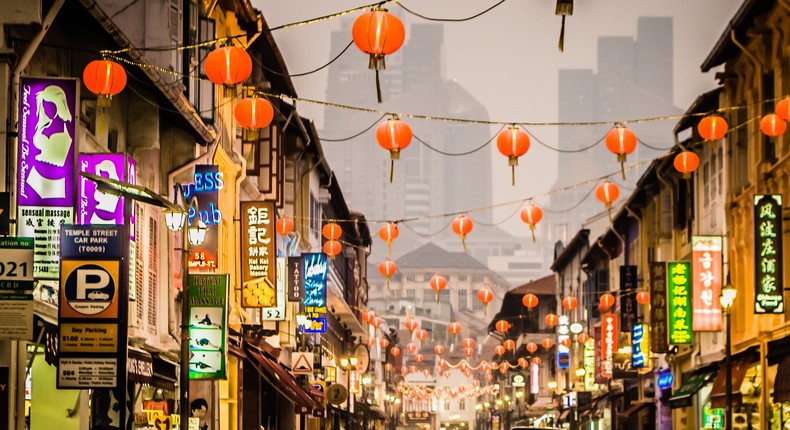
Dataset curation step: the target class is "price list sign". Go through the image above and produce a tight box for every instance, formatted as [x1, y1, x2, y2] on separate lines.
[667, 262, 692, 345]
[754, 195, 784, 314]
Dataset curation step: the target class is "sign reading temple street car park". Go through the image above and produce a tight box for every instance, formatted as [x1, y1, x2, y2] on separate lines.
[667, 262, 692, 345]
[754, 194, 784, 314]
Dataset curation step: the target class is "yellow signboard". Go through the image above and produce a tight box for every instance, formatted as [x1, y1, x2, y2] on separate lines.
[59, 323, 118, 353]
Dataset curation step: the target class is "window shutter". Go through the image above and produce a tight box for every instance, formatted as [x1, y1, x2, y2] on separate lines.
[147, 216, 159, 334]
[135, 205, 145, 325]
[659, 187, 673, 238]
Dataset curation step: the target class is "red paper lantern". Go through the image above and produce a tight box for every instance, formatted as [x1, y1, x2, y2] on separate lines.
[384, 363, 393, 372]
[448, 322, 462, 336]
[422, 369, 431, 377]
[520, 204, 543, 242]
[205, 45, 252, 87]
[777, 96, 790, 121]
[400, 366, 409, 374]
[361, 311, 375, 324]
[322, 223, 342, 240]
[405, 320, 419, 333]
[497, 127, 531, 185]
[390, 347, 401, 357]
[415, 354, 424, 363]
[452, 215, 474, 252]
[409, 365, 417, 374]
[376, 118, 413, 181]
[598, 303, 611, 314]
[674, 151, 700, 179]
[477, 287, 494, 316]
[605, 125, 637, 178]
[462, 338, 476, 349]
[372, 317, 383, 329]
[600, 293, 616, 308]
[532, 357, 542, 366]
[486, 373, 494, 381]
[495, 320, 510, 334]
[379, 338, 390, 348]
[577, 333, 590, 344]
[430, 275, 447, 302]
[275, 216, 294, 236]
[495, 345, 506, 356]
[522, 293, 539, 310]
[560, 338, 572, 348]
[444, 370, 451, 378]
[434, 345, 446, 355]
[234, 97, 274, 130]
[697, 115, 728, 141]
[562, 297, 578, 311]
[323, 240, 342, 259]
[83, 59, 127, 107]
[503, 339, 516, 351]
[416, 329, 429, 342]
[463, 346, 475, 356]
[499, 362, 510, 374]
[367, 337, 376, 347]
[526, 342, 538, 353]
[544, 313, 559, 328]
[378, 222, 399, 255]
[352, 8, 405, 102]
[761, 113, 787, 137]
[541, 338, 554, 350]
[636, 291, 651, 305]
[596, 181, 620, 208]
[378, 259, 397, 289]
[518, 357, 529, 368]
[406, 343, 418, 354]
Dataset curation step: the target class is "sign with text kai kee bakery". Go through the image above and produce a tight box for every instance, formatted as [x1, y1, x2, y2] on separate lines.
[754, 195, 784, 314]
[240, 202, 276, 308]
[692, 236, 722, 331]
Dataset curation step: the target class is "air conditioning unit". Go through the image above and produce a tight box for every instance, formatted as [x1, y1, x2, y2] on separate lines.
[317, 187, 331, 204]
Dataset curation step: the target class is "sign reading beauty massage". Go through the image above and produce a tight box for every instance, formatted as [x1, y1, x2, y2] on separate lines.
[17, 77, 78, 279]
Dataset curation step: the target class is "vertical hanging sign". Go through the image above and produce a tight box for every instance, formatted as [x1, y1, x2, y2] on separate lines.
[631, 323, 648, 369]
[754, 195, 784, 314]
[692, 236, 723, 330]
[619, 266, 638, 332]
[188, 273, 228, 380]
[667, 262, 692, 344]
[18, 77, 79, 279]
[556, 315, 570, 369]
[185, 165, 223, 270]
[287, 256, 305, 302]
[601, 314, 618, 379]
[649, 262, 669, 353]
[302, 253, 328, 333]
[240, 202, 276, 307]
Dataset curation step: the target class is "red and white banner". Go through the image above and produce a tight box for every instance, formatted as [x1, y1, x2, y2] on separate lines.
[692, 236, 722, 331]
[601, 314, 618, 379]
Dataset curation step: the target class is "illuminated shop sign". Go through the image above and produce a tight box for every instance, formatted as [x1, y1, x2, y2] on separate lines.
[692, 236, 722, 331]
[18, 77, 78, 279]
[557, 315, 570, 369]
[667, 262, 692, 344]
[188, 273, 228, 380]
[184, 165, 224, 270]
[620, 266, 638, 332]
[601, 314, 618, 379]
[240, 201, 276, 308]
[754, 195, 784, 314]
[657, 368, 673, 390]
[649, 262, 669, 353]
[631, 323, 648, 369]
[302, 253, 328, 333]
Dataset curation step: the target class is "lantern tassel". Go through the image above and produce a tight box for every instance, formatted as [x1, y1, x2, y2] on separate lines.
[620, 161, 626, 180]
[386, 277, 390, 290]
[607, 207, 613, 223]
[436, 292, 440, 304]
[389, 159, 394, 183]
[376, 69, 383, 103]
[558, 15, 566, 52]
[511, 166, 515, 186]
[530, 226, 536, 243]
[461, 236, 467, 253]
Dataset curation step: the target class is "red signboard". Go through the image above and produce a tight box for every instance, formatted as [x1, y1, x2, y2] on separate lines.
[601, 314, 618, 379]
[692, 236, 722, 331]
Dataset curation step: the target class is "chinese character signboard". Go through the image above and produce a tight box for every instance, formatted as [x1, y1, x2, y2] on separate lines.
[302, 253, 328, 333]
[188, 274, 228, 380]
[18, 77, 79, 279]
[583, 339, 597, 392]
[593, 326, 607, 384]
[650, 262, 669, 353]
[631, 323, 648, 369]
[185, 165, 224, 270]
[240, 201, 276, 307]
[620, 265, 638, 332]
[667, 262, 692, 344]
[692, 236, 722, 330]
[601, 314, 618, 379]
[754, 195, 784, 313]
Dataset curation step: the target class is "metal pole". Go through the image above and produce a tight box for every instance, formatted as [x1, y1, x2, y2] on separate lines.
[180, 221, 190, 430]
[724, 309, 732, 430]
[347, 369, 352, 430]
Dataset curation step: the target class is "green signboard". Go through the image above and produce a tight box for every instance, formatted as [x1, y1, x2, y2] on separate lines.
[667, 262, 692, 344]
[754, 194, 784, 313]
[188, 274, 228, 380]
[703, 408, 724, 429]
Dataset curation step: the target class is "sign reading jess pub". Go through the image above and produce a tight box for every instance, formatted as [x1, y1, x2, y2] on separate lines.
[667, 262, 692, 344]
[754, 195, 784, 313]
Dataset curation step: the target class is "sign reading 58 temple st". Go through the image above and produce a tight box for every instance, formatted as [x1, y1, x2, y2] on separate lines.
[754, 195, 784, 313]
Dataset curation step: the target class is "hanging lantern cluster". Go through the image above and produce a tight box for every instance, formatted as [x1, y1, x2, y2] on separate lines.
[275, 215, 294, 236]
[352, 8, 405, 103]
[452, 215, 474, 252]
[430, 274, 447, 303]
[477, 287, 493, 316]
[378, 222, 399, 255]
[599, 293, 615, 313]
[520, 203, 543, 242]
[496, 126, 531, 186]
[605, 124, 637, 179]
[674, 151, 700, 179]
[378, 259, 397, 289]
[83, 59, 127, 107]
[377, 117, 412, 183]
[322, 222, 342, 259]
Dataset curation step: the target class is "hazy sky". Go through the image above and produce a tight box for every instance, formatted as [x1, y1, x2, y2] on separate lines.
[257, 0, 742, 229]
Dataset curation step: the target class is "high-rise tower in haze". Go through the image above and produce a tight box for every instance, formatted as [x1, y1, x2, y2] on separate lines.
[548, 17, 682, 244]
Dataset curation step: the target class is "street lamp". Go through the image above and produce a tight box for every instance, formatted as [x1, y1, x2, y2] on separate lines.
[720, 279, 737, 430]
[340, 356, 359, 430]
[164, 183, 207, 430]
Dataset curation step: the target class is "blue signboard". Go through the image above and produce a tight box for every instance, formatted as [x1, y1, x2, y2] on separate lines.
[657, 368, 673, 389]
[631, 323, 646, 368]
[60, 225, 123, 259]
[302, 253, 328, 333]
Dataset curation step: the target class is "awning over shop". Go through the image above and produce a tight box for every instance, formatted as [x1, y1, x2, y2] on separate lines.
[710, 350, 758, 408]
[669, 371, 717, 409]
[245, 345, 324, 413]
[152, 355, 178, 391]
[128, 348, 154, 385]
[618, 401, 654, 419]
[774, 355, 790, 403]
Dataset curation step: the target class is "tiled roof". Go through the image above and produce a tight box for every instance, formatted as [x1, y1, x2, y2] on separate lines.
[396, 242, 490, 271]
